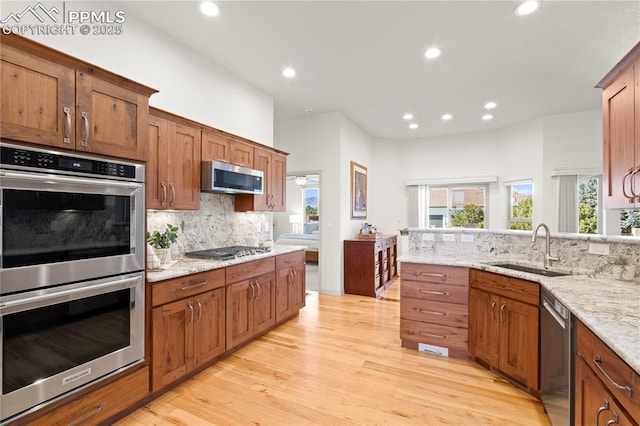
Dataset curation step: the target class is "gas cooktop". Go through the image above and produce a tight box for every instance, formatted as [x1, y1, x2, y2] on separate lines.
[185, 245, 271, 261]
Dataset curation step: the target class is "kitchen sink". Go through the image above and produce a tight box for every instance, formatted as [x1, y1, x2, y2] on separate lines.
[488, 262, 571, 277]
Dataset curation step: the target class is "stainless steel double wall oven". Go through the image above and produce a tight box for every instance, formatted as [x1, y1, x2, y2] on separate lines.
[0, 142, 146, 423]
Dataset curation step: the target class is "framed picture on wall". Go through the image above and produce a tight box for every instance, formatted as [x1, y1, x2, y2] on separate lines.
[350, 161, 367, 219]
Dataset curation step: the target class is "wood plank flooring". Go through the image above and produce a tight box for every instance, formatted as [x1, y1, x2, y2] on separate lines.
[116, 279, 551, 425]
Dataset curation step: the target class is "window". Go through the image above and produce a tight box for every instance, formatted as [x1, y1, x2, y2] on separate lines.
[420, 185, 486, 228]
[303, 187, 318, 222]
[578, 176, 599, 234]
[508, 182, 533, 230]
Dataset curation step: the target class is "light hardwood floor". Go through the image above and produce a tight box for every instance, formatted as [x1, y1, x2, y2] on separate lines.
[117, 279, 551, 425]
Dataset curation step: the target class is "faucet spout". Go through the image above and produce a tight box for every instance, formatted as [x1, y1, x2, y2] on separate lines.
[532, 223, 559, 269]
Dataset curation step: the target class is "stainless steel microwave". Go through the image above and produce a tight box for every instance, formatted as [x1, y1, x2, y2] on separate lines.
[201, 161, 264, 195]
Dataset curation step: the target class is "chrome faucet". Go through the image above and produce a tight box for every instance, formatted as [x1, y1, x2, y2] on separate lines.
[532, 223, 559, 269]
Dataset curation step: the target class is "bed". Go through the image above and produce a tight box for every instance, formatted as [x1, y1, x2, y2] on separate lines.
[276, 221, 319, 263]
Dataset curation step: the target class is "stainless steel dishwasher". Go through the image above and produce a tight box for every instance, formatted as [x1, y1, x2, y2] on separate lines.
[540, 287, 574, 426]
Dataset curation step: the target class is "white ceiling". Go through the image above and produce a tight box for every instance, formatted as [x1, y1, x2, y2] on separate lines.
[123, 1, 640, 140]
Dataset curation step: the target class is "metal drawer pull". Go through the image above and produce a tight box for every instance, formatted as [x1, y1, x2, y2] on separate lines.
[169, 183, 176, 205]
[595, 400, 609, 426]
[418, 290, 449, 296]
[417, 308, 446, 316]
[196, 298, 202, 323]
[68, 402, 106, 426]
[160, 182, 167, 205]
[187, 301, 194, 326]
[416, 272, 448, 278]
[419, 332, 447, 339]
[630, 167, 640, 200]
[63, 107, 72, 144]
[622, 168, 634, 201]
[81, 112, 89, 147]
[593, 355, 633, 396]
[179, 280, 208, 291]
[605, 412, 619, 426]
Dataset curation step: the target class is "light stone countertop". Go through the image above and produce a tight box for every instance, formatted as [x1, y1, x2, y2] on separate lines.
[399, 253, 640, 376]
[146, 245, 305, 283]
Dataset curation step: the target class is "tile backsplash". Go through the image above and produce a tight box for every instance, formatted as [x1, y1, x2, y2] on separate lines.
[147, 193, 272, 254]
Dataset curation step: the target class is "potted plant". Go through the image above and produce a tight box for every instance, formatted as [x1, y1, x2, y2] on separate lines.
[623, 210, 640, 237]
[588, 255, 635, 281]
[147, 224, 179, 264]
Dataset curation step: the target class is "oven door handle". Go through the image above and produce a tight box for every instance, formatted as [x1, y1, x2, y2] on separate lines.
[0, 275, 142, 315]
[542, 299, 567, 329]
[0, 170, 142, 193]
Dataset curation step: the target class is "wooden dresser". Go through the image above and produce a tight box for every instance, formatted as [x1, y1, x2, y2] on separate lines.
[344, 234, 397, 297]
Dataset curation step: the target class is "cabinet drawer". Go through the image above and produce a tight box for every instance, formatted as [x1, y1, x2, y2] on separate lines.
[30, 366, 149, 426]
[275, 250, 305, 269]
[470, 269, 539, 306]
[226, 257, 275, 284]
[577, 321, 640, 420]
[401, 263, 469, 286]
[401, 280, 468, 305]
[401, 298, 468, 328]
[152, 269, 225, 307]
[400, 319, 468, 352]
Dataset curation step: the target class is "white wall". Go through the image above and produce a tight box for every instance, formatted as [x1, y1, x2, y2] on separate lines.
[273, 180, 303, 237]
[22, 1, 273, 144]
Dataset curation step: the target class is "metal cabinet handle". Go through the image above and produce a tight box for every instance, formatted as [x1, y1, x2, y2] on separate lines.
[595, 399, 609, 426]
[419, 332, 447, 340]
[605, 412, 619, 426]
[418, 289, 449, 296]
[68, 402, 106, 426]
[179, 280, 208, 291]
[491, 300, 497, 321]
[622, 168, 635, 202]
[160, 182, 167, 205]
[196, 298, 202, 324]
[81, 112, 89, 147]
[169, 183, 176, 205]
[187, 301, 194, 326]
[630, 167, 640, 200]
[593, 355, 633, 396]
[416, 272, 448, 278]
[249, 281, 256, 300]
[63, 107, 72, 144]
[417, 308, 446, 316]
[500, 303, 506, 322]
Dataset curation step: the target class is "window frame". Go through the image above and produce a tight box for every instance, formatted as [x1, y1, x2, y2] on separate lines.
[507, 181, 533, 230]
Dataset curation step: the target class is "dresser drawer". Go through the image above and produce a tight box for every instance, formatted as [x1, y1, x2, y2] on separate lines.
[400, 319, 469, 352]
[577, 321, 640, 420]
[402, 263, 469, 286]
[401, 280, 468, 305]
[152, 269, 225, 307]
[401, 298, 468, 328]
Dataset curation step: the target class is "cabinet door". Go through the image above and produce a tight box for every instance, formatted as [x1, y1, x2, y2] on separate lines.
[152, 299, 194, 392]
[253, 273, 276, 335]
[75, 72, 148, 161]
[193, 288, 225, 368]
[575, 357, 635, 426]
[270, 152, 287, 211]
[253, 148, 272, 210]
[167, 122, 201, 210]
[202, 130, 231, 163]
[147, 115, 169, 209]
[275, 267, 293, 322]
[290, 262, 306, 312]
[468, 288, 499, 365]
[226, 281, 254, 350]
[230, 140, 253, 168]
[602, 65, 637, 209]
[1, 45, 75, 149]
[498, 297, 539, 390]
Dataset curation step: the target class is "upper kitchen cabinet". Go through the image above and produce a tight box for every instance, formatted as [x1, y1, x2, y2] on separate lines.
[148, 108, 201, 210]
[235, 147, 287, 212]
[230, 139, 254, 168]
[597, 42, 640, 209]
[202, 129, 232, 163]
[0, 33, 157, 161]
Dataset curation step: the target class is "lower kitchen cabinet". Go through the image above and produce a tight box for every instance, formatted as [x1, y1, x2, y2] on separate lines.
[275, 250, 306, 322]
[469, 270, 540, 391]
[575, 320, 639, 424]
[151, 269, 226, 392]
[344, 235, 397, 297]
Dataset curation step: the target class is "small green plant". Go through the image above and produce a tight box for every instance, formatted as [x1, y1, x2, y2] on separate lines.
[588, 255, 631, 280]
[147, 224, 179, 249]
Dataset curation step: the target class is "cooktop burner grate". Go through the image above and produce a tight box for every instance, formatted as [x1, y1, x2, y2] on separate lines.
[185, 245, 271, 261]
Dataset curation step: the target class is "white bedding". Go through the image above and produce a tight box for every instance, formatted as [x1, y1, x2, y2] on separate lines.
[275, 233, 319, 251]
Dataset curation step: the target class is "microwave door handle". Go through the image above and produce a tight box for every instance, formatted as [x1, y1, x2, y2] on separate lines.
[0, 170, 142, 192]
[0, 276, 141, 315]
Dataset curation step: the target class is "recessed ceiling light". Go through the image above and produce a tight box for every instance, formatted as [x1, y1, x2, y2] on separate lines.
[441, 113, 453, 121]
[409, 123, 419, 129]
[305, 108, 314, 113]
[282, 67, 296, 78]
[424, 47, 442, 60]
[199, 1, 220, 17]
[484, 102, 497, 109]
[514, 0, 539, 16]
[403, 113, 414, 120]
[482, 114, 494, 121]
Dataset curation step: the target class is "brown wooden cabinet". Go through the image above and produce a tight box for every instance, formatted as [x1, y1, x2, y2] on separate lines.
[147, 108, 201, 210]
[597, 42, 640, 209]
[230, 139, 254, 168]
[226, 258, 276, 350]
[575, 320, 639, 424]
[469, 269, 540, 391]
[151, 269, 225, 392]
[275, 250, 306, 322]
[400, 263, 472, 360]
[202, 129, 232, 163]
[344, 235, 397, 297]
[0, 34, 156, 161]
[235, 148, 287, 212]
